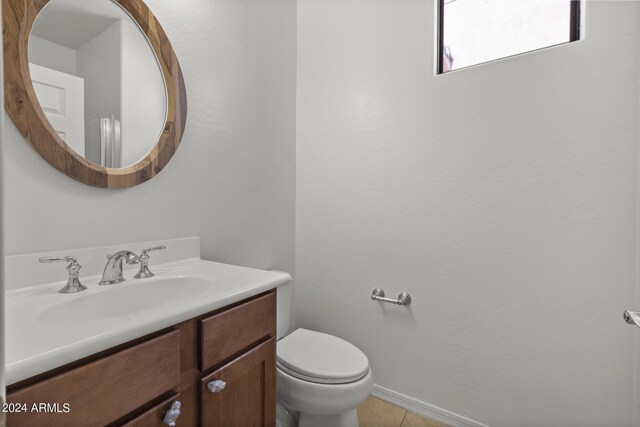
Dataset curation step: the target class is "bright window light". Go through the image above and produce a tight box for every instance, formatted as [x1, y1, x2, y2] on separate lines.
[439, 0, 580, 73]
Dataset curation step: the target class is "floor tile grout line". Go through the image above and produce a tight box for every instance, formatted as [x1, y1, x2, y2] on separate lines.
[399, 409, 408, 427]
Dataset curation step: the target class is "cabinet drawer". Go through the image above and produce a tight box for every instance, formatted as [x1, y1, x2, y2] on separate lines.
[122, 393, 181, 427]
[200, 291, 275, 371]
[200, 338, 276, 427]
[7, 330, 181, 427]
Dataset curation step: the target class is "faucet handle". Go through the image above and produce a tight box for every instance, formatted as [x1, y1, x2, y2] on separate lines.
[39, 256, 79, 265]
[140, 245, 166, 258]
[134, 245, 166, 279]
[39, 256, 87, 294]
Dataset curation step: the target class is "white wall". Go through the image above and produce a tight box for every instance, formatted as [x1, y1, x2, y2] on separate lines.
[120, 18, 166, 167]
[77, 21, 122, 165]
[0, 0, 5, 414]
[296, 1, 639, 426]
[28, 35, 77, 75]
[634, 32, 640, 427]
[3, 0, 296, 282]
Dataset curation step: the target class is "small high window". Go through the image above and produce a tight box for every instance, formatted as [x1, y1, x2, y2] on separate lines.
[438, 0, 580, 73]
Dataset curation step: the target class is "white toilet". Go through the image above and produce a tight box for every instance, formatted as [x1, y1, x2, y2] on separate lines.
[276, 284, 373, 427]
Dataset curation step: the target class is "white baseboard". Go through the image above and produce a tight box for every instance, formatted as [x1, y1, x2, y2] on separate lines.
[370, 384, 490, 427]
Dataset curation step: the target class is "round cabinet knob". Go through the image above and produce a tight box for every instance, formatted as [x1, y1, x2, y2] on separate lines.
[207, 379, 226, 393]
[162, 401, 181, 426]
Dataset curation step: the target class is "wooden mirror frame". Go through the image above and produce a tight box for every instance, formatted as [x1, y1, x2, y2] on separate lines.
[3, 0, 187, 188]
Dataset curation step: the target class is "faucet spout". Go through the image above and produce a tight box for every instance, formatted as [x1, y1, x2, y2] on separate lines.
[99, 250, 140, 286]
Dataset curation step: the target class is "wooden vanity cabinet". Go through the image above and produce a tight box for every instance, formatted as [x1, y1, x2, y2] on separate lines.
[200, 338, 276, 427]
[6, 289, 277, 427]
[122, 394, 181, 427]
[200, 292, 276, 370]
[198, 292, 276, 427]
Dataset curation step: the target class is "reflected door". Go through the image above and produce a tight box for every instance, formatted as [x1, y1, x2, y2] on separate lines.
[29, 63, 85, 156]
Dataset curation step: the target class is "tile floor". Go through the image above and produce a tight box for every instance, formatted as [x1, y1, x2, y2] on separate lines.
[357, 396, 448, 427]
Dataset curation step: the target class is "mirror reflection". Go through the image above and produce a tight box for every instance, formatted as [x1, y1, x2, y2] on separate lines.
[28, 0, 167, 169]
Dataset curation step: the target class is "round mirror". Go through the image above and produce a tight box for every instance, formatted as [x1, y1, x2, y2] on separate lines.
[3, 0, 186, 188]
[29, 0, 167, 169]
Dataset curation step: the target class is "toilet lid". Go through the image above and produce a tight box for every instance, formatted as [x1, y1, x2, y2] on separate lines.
[277, 328, 369, 384]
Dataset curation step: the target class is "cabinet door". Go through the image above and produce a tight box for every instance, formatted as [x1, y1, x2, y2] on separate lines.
[121, 394, 181, 427]
[200, 338, 275, 427]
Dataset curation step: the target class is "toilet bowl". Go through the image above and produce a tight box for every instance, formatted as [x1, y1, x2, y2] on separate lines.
[276, 328, 373, 427]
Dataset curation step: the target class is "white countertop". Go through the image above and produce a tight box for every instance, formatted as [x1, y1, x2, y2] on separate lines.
[5, 257, 291, 385]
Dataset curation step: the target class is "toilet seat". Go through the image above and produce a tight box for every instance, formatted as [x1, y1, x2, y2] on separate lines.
[277, 328, 369, 385]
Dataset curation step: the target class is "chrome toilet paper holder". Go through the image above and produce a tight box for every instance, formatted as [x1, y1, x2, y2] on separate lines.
[371, 288, 411, 306]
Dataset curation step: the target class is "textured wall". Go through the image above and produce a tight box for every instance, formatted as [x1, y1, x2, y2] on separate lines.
[28, 36, 78, 75]
[296, 1, 639, 426]
[3, 0, 296, 282]
[0, 0, 4, 407]
[635, 32, 640, 427]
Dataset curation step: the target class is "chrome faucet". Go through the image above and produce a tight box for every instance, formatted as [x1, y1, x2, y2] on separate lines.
[99, 250, 140, 286]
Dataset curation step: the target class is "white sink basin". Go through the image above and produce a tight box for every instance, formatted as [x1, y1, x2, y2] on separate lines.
[5, 256, 291, 386]
[38, 277, 213, 324]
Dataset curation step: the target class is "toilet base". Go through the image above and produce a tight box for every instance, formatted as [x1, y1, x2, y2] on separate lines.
[277, 402, 359, 427]
[277, 402, 297, 427]
[276, 402, 358, 427]
[299, 409, 358, 427]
